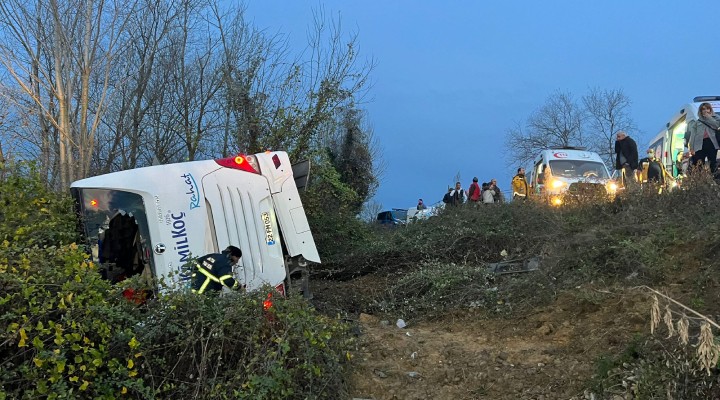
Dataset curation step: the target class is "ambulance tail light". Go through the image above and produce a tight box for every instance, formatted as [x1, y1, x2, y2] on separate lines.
[215, 154, 261, 174]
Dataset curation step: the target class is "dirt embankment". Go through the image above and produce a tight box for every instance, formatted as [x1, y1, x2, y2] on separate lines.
[314, 280, 649, 400]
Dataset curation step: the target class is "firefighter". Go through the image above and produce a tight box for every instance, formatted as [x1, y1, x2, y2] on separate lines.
[638, 149, 670, 192]
[191, 246, 243, 294]
[511, 167, 529, 201]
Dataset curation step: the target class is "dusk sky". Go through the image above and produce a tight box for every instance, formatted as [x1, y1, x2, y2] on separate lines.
[245, 1, 720, 210]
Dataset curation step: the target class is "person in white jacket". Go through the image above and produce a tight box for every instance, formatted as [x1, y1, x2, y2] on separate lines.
[482, 182, 495, 204]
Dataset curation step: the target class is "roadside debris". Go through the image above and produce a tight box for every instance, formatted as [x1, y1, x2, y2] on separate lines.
[487, 256, 542, 275]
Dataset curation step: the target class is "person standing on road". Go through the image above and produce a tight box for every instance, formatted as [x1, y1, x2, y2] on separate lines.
[511, 168, 529, 201]
[417, 198, 427, 210]
[686, 102, 720, 175]
[614, 131, 639, 187]
[638, 149, 668, 185]
[448, 181, 466, 206]
[481, 182, 494, 204]
[488, 179, 504, 203]
[468, 177, 482, 203]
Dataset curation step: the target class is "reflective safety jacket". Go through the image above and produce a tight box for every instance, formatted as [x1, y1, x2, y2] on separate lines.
[638, 157, 668, 185]
[511, 174, 529, 197]
[191, 253, 239, 294]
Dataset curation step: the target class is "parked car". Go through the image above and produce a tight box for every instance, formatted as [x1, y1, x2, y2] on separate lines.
[376, 209, 407, 226]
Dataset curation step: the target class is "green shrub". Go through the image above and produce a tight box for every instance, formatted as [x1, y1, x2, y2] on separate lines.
[0, 244, 148, 399]
[136, 289, 353, 399]
[0, 162, 77, 253]
[0, 163, 142, 398]
[377, 261, 498, 319]
[308, 211, 376, 264]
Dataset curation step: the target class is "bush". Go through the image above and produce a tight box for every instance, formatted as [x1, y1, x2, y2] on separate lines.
[376, 261, 498, 319]
[0, 244, 148, 399]
[315, 178, 720, 320]
[588, 335, 720, 399]
[0, 255, 354, 399]
[135, 289, 353, 399]
[0, 164, 141, 398]
[0, 162, 77, 253]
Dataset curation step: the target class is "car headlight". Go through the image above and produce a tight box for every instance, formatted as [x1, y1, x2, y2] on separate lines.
[607, 181, 618, 193]
[550, 179, 566, 189]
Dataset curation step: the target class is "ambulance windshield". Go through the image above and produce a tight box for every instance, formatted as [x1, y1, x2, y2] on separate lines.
[548, 160, 609, 179]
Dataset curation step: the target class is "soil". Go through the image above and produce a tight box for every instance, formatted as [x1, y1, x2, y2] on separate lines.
[310, 277, 651, 400]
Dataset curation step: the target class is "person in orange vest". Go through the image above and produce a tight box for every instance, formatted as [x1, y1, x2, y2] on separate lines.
[511, 167, 529, 201]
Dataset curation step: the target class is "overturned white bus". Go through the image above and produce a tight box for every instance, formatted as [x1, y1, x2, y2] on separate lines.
[70, 151, 319, 296]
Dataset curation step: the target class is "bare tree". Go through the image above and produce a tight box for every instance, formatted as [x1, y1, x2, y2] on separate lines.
[171, 1, 226, 161]
[215, 4, 374, 161]
[94, 0, 182, 173]
[505, 90, 585, 167]
[359, 199, 383, 223]
[212, 0, 286, 156]
[0, 0, 133, 187]
[582, 87, 636, 167]
[0, 0, 380, 220]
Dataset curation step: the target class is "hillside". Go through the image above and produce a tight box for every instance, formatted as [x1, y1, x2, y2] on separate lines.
[310, 175, 720, 399]
[2, 170, 720, 399]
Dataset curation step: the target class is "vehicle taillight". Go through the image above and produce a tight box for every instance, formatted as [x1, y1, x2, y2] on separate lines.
[214, 154, 261, 174]
[274, 283, 286, 297]
[263, 292, 273, 311]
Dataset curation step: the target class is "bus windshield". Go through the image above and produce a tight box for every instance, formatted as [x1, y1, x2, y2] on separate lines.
[548, 160, 609, 179]
[73, 188, 155, 283]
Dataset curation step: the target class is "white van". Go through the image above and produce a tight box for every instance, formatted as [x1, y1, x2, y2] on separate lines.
[70, 151, 319, 296]
[529, 147, 618, 205]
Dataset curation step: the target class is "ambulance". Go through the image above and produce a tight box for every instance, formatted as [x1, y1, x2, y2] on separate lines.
[647, 96, 720, 178]
[528, 147, 618, 206]
[70, 151, 319, 296]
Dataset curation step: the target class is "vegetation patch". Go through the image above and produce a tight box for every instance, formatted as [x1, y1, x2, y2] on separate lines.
[0, 167, 353, 399]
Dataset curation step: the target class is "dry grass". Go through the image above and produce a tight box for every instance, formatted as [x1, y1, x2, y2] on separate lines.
[645, 286, 720, 375]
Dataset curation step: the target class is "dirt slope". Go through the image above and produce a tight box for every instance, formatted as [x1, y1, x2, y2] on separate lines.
[313, 280, 649, 400]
